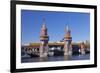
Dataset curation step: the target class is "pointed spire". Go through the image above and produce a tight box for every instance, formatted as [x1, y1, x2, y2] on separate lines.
[66, 25, 69, 31]
[64, 24, 71, 38]
[42, 18, 47, 29]
[65, 25, 70, 32]
[42, 23, 46, 29]
[41, 18, 48, 36]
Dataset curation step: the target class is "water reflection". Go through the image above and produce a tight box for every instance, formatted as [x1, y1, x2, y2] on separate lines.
[21, 54, 90, 63]
[63, 55, 69, 60]
[39, 57, 48, 62]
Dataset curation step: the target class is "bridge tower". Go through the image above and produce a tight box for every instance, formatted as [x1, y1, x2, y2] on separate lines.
[40, 19, 49, 57]
[64, 25, 72, 55]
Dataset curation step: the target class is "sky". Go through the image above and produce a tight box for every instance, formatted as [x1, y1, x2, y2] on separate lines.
[21, 10, 90, 45]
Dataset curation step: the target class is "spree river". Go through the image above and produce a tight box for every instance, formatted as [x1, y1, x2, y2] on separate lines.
[21, 54, 90, 63]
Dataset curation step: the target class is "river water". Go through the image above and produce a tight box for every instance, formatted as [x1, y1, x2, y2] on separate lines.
[21, 54, 90, 63]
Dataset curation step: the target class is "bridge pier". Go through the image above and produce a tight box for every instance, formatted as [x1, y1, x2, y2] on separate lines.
[40, 43, 49, 57]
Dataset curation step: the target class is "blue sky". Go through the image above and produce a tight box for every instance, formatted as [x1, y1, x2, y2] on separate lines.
[21, 10, 90, 45]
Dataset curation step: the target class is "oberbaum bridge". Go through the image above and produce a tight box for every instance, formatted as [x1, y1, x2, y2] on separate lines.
[22, 19, 90, 57]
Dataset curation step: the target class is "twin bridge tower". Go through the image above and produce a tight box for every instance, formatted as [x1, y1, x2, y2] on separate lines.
[40, 19, 72, 57]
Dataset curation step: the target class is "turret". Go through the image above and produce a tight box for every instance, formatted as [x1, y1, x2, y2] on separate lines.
[80, 42, 86, 54]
